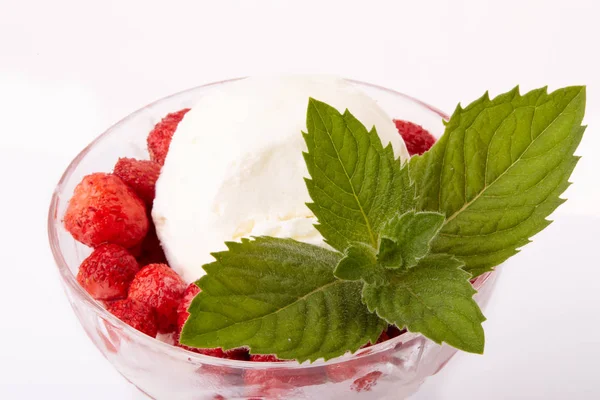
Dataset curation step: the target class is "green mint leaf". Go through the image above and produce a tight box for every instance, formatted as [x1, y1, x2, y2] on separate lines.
[303, 98, 414, 252]
[377, 237, 404, 269]
[180, 237, 385, 362]
[362, 254, 486, 354]
[335, 211, 445, 283]
[334, 242, 386, 285]
[379, 211, 445, 270]
[410, 86, 586, 277]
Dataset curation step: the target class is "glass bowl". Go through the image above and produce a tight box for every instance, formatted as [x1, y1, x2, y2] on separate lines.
[48, 78, 498, 400]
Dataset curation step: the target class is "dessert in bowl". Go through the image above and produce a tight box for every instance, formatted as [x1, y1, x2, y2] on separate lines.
[48, 76, 585, 399]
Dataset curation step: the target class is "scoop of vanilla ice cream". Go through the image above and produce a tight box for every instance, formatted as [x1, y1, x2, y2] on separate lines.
[153, 75, 409, 283]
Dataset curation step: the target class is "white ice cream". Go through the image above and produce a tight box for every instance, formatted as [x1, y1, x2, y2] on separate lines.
[153, 75, 409, 283]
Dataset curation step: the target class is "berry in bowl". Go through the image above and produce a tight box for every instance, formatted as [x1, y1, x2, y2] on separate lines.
[48, 76, 586, 399]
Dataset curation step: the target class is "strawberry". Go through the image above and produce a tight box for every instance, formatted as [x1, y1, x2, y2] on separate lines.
[176, 283, 201, 332]
[131, 220, 168, 266]
[393, 119, 437, 156]
[249, 354, 284, 362]
[375, 331, 390, 344]
[174, 332, 249, 360]
[76, 244, 139, 300]
[128, 263, 186, 333]
[222, 348, 250, 360]
[113, 158, 161, 206]
[351, 370, 383, 392]
[195, 346, 248, 360]
[385, 324, 406, 339]
[64, 173, 148, 248]
[179, 341, 226, 357]
[147, 108, 190, 165]
[107, 298, 158, 338]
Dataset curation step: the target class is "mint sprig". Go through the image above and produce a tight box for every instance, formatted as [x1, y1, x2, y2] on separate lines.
[334, 211, 445, 283]
[334, 242, 385, 285]
[410, 86, 586, 277]
[379, 211, 445, 270]
[180, 237, 385, 362]
[303, 103, 483, 353]
[303, 98, 414, 252]
[362, 254, 485, 354]
[182, 86, 586, 360]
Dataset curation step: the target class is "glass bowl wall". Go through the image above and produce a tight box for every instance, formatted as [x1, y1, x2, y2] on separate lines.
[48, 78, 498, 399]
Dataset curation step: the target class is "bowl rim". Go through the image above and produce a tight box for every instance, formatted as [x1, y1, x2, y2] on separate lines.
[47, 77, 492, 370]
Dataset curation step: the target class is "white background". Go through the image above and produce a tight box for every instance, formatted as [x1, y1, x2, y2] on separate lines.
[1, 0, 599, 399]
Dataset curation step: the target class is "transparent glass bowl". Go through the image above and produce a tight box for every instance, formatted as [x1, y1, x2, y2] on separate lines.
[48, 78, 498, 400]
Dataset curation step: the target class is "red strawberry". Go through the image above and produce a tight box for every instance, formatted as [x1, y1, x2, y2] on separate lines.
[77, 244, 140, 300]
[147, 108, 190, 165]
[188, 345, 248, 360]
[180, 341, 226, 357]
[174, 332, 249, 360]
[176, 283, 201, 332]
[249, 354, 284, 362]
[128, 263, 186, 333]
[64, 173, 148, 248]
[222, 348, 250, 360]
[107, 298, 158, 338]
[351, 370, 383, 392]
[113, 158, 161, 206]
[375, 331, 390, 344]
[394, 120, 437, 156]
[385, 324, 406, 339]
[131, 220, 168, 266]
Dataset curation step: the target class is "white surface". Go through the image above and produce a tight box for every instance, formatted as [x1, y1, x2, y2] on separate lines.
[1, 0, 599, 399]
[154, 75, 409, 282]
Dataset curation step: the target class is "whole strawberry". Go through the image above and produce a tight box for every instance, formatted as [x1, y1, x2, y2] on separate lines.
[128, 263, 186, 333]
[176, 282, 201, 332]
[147, 109, 190, 165]
[129, 219, 167, 266]
[77, 244, 140, 301]
[107, 298, 158, 338]
[393, 119, 437, 156]
[64, 173, 148, 248]
[113, 158, 161, 206]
